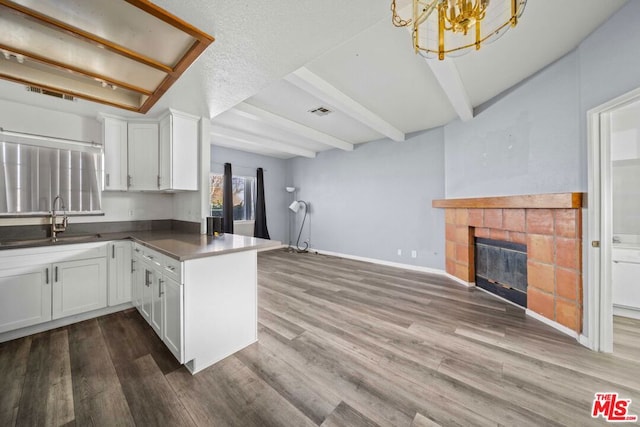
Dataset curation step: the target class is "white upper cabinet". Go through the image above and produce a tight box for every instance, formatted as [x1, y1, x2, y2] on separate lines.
[128, 122, 159, 191]
[102, 116, 128, 191]
[159, 110, 199, 191]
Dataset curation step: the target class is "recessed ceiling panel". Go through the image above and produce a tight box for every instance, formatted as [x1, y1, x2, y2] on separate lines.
[9, 0, 195, 67]
[0, 0, 213, 113]
[0, 13, 167, 92]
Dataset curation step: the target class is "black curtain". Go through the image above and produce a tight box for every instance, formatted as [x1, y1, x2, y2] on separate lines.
[223, 163, 234, 234]
[253, 168, 270, 239]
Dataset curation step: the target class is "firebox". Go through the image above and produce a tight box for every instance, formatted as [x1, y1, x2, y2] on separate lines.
[475, 237, 528, 307]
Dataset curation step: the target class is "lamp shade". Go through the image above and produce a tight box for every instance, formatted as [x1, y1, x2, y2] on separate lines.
[289, 201, 301, 213]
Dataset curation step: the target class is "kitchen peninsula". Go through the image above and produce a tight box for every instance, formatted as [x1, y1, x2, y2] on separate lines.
[0, 231, 280, 374]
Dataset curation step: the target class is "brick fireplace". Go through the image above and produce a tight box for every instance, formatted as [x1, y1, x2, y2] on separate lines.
[433, 193, 584, 334]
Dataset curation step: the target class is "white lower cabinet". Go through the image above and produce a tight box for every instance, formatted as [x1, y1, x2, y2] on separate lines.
[0, 265, 51, 333]
[52, 257, 108, 320]
[134, 246, 184, 363]
[0, 243, 109, 337]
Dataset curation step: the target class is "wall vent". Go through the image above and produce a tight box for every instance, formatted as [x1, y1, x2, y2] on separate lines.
[308, 106, 332, 116]
[26, 86, 75, 101]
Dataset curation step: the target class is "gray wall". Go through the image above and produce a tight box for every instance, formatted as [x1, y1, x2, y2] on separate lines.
[445, 0, 640, 197]
[445, 51, 581, 197]
[287, 128, 445, 269]
[210, 145, 288, 242]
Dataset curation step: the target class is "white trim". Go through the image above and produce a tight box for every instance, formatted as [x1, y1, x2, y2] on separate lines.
[613, 305, 640, 320]
[258, 244, 288, 253]
[586, 85, 640, 353]
[0, 302, 132, 344]
[579, 334, 592, 348]
[285, 68, 406, 142]
[310, 248, 472, 286]
[525, 309, 579, 340]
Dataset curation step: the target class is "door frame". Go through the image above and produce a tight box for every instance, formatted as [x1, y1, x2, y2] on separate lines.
[586, 86, 640, 352]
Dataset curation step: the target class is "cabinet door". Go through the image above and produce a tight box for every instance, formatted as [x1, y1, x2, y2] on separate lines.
[141, 265, 155, 322]
[108, 242, 132, 306]
[132, 252, 143, 310]
[127, 122, 159, 191]
[162, 274, 183, 362]
[0, 265, 51, 333]
[150, 267, 163, 337]
[159, 112, 198, 191]
[103, 117, 128, 191]
[52, 258, 107, 320]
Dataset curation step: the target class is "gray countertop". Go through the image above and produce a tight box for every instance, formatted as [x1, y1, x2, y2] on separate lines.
[127, 231, 280, 261]
[0, 230, 281, 261]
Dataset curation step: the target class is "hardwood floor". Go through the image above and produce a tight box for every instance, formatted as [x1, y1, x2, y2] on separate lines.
[614, 315, 640, 362]
[1, 249, 639, 426]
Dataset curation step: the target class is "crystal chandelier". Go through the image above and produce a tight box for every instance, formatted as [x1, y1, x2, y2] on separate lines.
[391, 0, 527, 60]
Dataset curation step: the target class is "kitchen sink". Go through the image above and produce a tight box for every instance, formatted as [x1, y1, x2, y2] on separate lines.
[0, 234, 102, 248]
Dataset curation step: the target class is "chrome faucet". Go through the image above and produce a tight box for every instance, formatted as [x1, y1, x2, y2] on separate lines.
[51, 195, 68, 242]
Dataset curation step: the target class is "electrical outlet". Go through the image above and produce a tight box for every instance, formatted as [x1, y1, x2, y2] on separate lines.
[397, 249, 402, 256]
[411, 250, 417, 258]
[128, 209, 134, 217]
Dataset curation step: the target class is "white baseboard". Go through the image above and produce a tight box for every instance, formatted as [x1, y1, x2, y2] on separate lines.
[258, 243, 287, 252]
[0, 303, 133, 344]
[579, 334, 593, 349]
[525, 309, 579, 340]
[309, 248, 472, 287]
[613, 304, 640, 320]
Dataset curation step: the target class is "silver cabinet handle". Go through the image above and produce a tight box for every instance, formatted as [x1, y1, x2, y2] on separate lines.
[55, 266, 58, 282]
[127, 175, 132, 188]
[157, 175, 161, 189]
[159, 279, 164, 297]
[45, 268, 49, 284]
[106, 173, 110, 187]
[112, 245, 115, 259]
[131, 259, 136, 273]
[145, 270, 150, 287]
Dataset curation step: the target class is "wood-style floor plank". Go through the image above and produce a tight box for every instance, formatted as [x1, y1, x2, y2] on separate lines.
[1, 249, 639, 426]
[0, 335, 30, 425]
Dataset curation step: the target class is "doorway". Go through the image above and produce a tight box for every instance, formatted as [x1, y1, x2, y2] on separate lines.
[587, 87, 640, 353]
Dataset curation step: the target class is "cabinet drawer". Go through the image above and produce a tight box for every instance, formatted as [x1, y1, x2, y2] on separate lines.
[163, 257, 181, 282]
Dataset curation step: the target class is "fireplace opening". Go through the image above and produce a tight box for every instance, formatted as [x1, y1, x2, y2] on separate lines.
[475, 237, 527, 308]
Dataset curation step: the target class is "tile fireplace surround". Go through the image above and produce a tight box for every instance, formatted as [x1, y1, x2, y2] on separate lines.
[433, 193, 584, 334]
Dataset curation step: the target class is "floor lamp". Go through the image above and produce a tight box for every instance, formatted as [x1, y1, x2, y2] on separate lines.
[289, 199, 309, 253]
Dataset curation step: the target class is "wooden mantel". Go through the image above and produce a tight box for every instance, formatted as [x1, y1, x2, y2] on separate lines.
[432, 192, 583, 209]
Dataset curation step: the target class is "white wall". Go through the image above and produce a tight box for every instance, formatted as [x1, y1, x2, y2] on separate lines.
[288, 128, 445, 269]
[0, 98, 174, 225]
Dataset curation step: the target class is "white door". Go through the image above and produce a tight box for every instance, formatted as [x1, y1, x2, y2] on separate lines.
[103, 117, 128, 191]
[108, 242, 132, 306]
[162, 274, 183, 362]
[170, 112, 199, 191]
[128, 122, 159, 191]
[0, 265, 51, 333]
[52, 258, 107, 320]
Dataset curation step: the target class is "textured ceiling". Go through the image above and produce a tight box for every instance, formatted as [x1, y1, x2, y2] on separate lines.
[0, 0, 630, 159]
